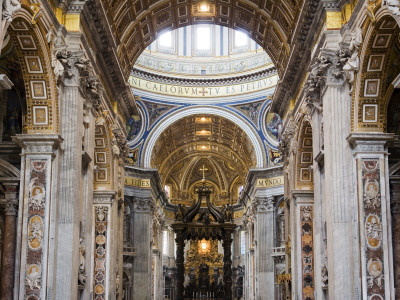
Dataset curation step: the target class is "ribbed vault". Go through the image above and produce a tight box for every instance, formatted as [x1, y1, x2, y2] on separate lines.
[151, 115, 256, 205]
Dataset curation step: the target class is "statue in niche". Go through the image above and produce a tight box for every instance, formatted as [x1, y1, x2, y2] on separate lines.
[126, 113, 142, 140]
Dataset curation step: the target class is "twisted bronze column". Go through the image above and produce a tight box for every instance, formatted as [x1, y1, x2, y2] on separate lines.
[223, 229, 233, 300]
[175, 229, 185, 300]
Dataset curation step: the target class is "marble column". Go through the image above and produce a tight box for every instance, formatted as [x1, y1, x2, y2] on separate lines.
[253, 197, 275, 300]
[321, 53, 357, 300]
[348, 133, 395, 300]
[175, 229, 185, 300]
[132, 197, 154, 300]
[54, 48, 88, 299]
[0, 182, 18, 300]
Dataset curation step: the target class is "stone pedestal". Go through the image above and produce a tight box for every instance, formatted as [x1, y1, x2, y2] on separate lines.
[0, 182, 18, 300]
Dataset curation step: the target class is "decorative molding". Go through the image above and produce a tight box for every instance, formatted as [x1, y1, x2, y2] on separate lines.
[347, 133, 395, 153]
[93, 190, 116, 204]
[13, 134, 63, 156]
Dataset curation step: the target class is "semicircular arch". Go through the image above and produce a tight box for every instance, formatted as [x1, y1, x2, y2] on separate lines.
[142, 106, 265, 168]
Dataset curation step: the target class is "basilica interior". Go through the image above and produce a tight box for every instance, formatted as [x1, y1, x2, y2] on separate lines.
[0, 1, 400, 300]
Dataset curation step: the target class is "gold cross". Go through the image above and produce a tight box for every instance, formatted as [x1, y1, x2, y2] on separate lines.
[200, 165, 208, 179]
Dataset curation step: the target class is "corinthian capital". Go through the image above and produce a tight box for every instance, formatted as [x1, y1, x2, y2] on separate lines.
[0, 198, 18, 215]
[55, 49, 91, 86]
[253, 197, 274, 213]
[132, 198, 154, 213]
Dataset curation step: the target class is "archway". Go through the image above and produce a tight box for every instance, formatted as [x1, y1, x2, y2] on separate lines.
[142, 106, 265, 168]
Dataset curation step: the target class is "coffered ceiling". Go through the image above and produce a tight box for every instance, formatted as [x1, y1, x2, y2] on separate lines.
[151, 114, 256, 204]
[100, 0, 304, 78]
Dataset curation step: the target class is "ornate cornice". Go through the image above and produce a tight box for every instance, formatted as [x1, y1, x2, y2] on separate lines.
[13, 134, 63, 156]
[82, 0, 137, 118]
[131, 67, 277, 87]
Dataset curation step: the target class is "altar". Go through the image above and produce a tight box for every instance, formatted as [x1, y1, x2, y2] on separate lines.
[172, 182, 236, 300]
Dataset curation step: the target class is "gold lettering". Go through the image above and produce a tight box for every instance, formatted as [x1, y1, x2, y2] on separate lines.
[124, 176, 151, 188]
[256, 176, 284, 188]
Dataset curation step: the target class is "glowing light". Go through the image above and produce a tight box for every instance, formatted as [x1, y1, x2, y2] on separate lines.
[198, 239, 211, 254]
[199, 3, 210, 12]
[201, 145, 207, 149]
[201, 117, 206, 121]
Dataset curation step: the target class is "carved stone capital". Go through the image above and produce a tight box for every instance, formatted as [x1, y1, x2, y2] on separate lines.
[0, 198, 18, 215]
[252, 197, 274, 213]
[55, 49, 91, 87]
[391, 198, 400, 214]
[132, 197, 154, 213]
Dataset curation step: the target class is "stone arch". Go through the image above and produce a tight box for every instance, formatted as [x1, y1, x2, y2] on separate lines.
[142, 106, 265, 168]
[8, 5, 59, 133]
[100, 0, 301, 78]
[295, 119, 313, 190]
[354, 12, 400, 132]
[0, 157, 20, 178]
